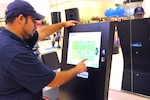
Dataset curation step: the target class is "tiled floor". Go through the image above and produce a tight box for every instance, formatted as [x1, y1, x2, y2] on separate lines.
[38, 39, 150, 100]
[109, 47, 124, 90]
[108, 89, 150, 100]
[109, 47, 150, 100]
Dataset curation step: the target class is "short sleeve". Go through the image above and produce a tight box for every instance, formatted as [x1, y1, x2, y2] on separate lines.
[7, 51, 56, 94]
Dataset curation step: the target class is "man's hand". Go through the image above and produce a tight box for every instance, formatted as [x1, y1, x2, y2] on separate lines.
[37, 20, 81, 41]
[74, 58, 88, 73]
[63, 20, 81, 28]
[47, 58, 87, 88]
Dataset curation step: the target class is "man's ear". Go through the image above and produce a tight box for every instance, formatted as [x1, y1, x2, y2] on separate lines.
[17, 14, 26, 24]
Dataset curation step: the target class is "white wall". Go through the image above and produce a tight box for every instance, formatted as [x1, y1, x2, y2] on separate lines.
[142, 0, 150, 17]
[0, 0, 14, 18]
[50, 0, 116, 23]
[0, 0, 150, 24]
[25, 0, 51, 23]
[0, 0, 51, 24]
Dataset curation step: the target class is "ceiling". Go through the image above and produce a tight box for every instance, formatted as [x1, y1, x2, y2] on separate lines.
[49, 0, 125, 6]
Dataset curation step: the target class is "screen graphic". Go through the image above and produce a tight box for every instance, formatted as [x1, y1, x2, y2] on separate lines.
[67, 32, 101, 68]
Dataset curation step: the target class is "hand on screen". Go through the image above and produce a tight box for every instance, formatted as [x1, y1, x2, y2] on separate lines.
[75, 58, 88, 73]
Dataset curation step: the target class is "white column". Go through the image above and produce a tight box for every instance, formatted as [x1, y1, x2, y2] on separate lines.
[114, 0, 124, 4]
[0, 0, 14, 18]
[142, 0, 150, 18]
[25, 0, 51, 23]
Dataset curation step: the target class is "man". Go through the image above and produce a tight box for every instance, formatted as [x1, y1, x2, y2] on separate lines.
[133, 6, 145, 19]
[56, 30, 61, 48]
[0, 0, 87, 100]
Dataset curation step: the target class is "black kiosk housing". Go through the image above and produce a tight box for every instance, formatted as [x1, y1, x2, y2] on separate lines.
[60, 22, 115, 100]
[116, 18, 150, 96]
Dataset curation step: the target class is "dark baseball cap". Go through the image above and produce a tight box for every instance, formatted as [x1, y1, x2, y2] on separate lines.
[134, 6, 145, 15]
[5, 0, 45, 20]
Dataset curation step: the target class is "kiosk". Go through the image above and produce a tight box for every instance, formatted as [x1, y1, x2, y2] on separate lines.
[60, 22, 115, 100]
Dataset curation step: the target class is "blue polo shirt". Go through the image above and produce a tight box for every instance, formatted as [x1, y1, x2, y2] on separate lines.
[0, 28, 56, 100]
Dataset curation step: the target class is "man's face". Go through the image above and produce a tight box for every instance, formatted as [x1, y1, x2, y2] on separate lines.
[22, 16, 37, 39]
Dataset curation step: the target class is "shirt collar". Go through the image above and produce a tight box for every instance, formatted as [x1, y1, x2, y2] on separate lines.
[1, 28, 27, 45]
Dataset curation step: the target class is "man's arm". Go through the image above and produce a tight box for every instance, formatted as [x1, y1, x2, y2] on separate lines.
[47, 59, 87, 88]
[36, 20, 80, 41]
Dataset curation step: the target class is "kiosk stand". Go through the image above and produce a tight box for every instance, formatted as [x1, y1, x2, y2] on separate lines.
[60, 22, 115, 100]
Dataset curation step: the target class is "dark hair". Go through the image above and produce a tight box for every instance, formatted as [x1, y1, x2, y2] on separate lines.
[5, 15, 29, 24]
[53, 33, 56, 37]
[5, 17, 16, 24]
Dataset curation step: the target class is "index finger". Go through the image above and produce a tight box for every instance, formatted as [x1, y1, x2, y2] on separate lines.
[74, 20, 81, 24]
[70, 20, 81, 24]
[79, 58, 88, 63]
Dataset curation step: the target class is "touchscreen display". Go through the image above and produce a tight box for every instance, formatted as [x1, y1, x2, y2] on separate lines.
[67, 32, 101, 68]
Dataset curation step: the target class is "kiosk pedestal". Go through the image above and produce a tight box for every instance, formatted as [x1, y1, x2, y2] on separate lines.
[60, 22, 115, 100]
